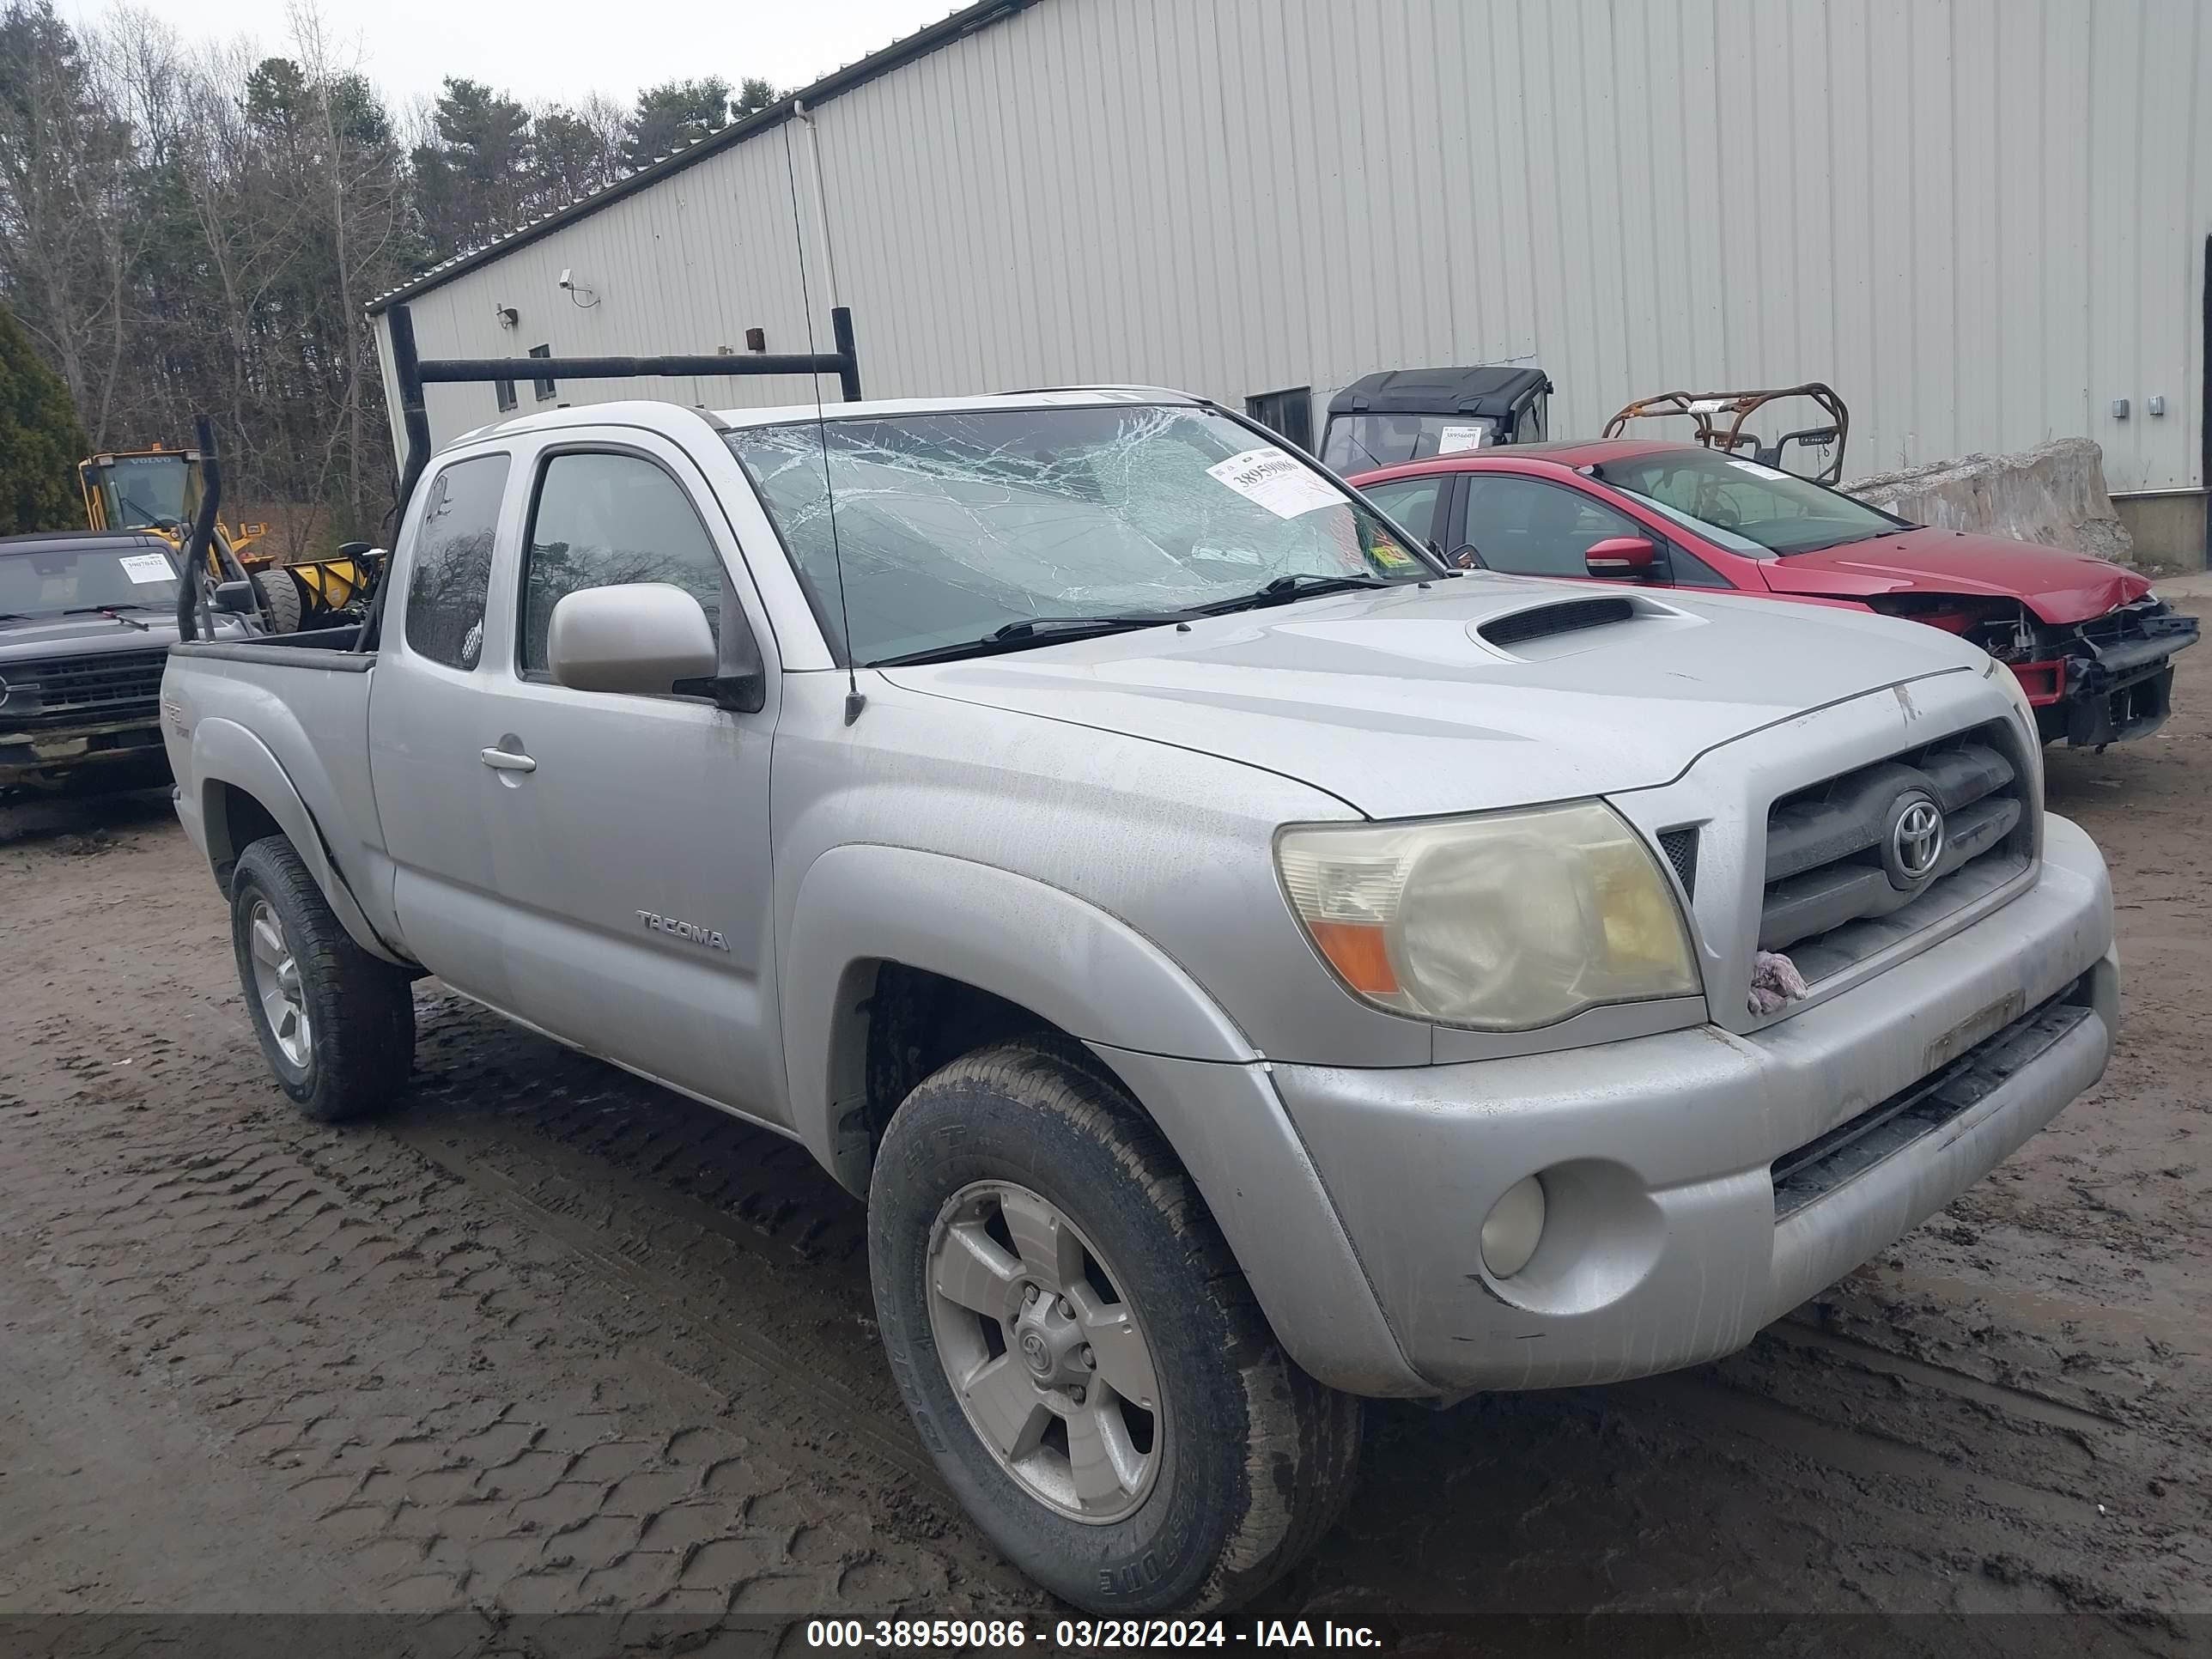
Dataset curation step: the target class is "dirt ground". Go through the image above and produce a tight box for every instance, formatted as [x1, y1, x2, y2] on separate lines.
[3, 585, 2209, 1638]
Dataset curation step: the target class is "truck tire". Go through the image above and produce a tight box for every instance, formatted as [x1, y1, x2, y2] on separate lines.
[869, 1042, 1362, 1613]
[228, 836, 414, 1121]
[250, 568, 302, 635]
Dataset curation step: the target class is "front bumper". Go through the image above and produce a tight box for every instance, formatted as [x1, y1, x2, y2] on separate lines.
[2018, 607, 2198, 747]
[0, 714, 168, 788]
[1271, 812, 2116, 1395]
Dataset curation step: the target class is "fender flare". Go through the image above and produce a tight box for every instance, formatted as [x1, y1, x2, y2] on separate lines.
[191, 717, 410, 966]
[781, 843, 1257, 1176]
[781, 844, 1428, 1395]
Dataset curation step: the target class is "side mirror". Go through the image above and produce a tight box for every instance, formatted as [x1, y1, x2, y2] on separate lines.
[1445, 544, 1486, 570]
[1583, 536, 1656, 579]
[548, 583, 719, 696]
[212, 579, 258, 614]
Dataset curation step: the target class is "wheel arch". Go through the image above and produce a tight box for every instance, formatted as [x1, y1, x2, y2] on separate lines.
[191, 718, 410, 968]
[782, 845, 1256, 1194]
[787, 847, 1428, 1399]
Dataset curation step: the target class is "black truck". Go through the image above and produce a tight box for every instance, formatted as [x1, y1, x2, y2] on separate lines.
[0, 530, 252, 797]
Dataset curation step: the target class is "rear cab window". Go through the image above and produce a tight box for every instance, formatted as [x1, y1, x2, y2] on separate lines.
[403, 454, 510, 670]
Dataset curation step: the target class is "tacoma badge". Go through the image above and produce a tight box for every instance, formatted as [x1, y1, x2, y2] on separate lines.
[636, 910, 730, 951]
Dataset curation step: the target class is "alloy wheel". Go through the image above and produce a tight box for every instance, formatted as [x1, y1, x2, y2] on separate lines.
[926, 1180, 1164, 1522]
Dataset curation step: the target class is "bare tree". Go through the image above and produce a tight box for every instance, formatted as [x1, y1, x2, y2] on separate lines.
[0, 0, 780, 553]
[0, 0, 140, 441]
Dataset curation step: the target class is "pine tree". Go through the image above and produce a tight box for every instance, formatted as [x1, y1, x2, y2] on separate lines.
[410, 76, 533, 258]
[0, 301, 88, 533]
[732, 77, 778, 120]
[621, 77, 730, 172]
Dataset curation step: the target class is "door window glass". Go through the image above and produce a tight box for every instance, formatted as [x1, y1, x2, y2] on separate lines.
[1358, 476, 1445, 543]
[1458, 474, 1645, 578]
[404, 453, 510, 670]
[520, 451, 726, 674]
[1666, 544, 1736, 588]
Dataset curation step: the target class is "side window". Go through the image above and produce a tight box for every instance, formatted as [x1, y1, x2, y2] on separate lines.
[519, 451, 727, 676]
[1666, 544, 1737, 588]
[1459, 474, 1644, 579]
[1358, 476, 1444, 544]
[404, 453, 510, 670]
[1245, 387, 1314, 453]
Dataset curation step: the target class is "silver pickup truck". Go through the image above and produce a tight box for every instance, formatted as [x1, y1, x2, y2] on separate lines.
[161, 391, 2118, 1613]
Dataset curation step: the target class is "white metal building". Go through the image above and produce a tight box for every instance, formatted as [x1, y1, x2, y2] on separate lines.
[370, 0, 2212, 564]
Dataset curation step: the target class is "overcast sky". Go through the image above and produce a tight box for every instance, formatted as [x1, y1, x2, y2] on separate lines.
[70, 0, 959, 111]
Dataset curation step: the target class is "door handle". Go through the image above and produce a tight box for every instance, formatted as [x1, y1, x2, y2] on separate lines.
[480, 748, 537, 773]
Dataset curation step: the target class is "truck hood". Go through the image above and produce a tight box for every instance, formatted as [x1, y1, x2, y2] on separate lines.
[0, 612, 249, 659]
[1759, 527, 2153, 625]
[879, 576, 1984, 818]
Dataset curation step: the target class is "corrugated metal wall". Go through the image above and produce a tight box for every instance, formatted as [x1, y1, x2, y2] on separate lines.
[377, 0, 2209, 496]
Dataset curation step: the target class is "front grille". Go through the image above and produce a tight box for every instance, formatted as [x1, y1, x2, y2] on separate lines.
[0, 648, 169, 727]
[1759, 721, 2033, 986]
[1771, 985, 2092, 1218]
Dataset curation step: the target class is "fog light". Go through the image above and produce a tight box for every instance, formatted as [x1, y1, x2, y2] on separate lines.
[1480, 1175, 1547, 1279]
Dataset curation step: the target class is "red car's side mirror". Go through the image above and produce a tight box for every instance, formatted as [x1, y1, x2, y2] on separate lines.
[1584, 536, 1657, 579]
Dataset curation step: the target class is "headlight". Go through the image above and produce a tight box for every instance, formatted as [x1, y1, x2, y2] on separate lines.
[1275, 801, 1700, 1030]
[1986, 658, 2046, 808]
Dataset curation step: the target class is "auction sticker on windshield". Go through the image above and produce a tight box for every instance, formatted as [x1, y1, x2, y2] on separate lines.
[1207, 447, 1340, 519]
[118, 553, 174, 584]
[1437, 423, 1488, 453]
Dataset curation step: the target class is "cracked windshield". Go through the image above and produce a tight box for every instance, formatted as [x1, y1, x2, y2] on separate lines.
[727, 404, 1431, 665]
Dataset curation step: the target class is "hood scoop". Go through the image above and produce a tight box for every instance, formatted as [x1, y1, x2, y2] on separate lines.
[1476, 594, 1636, 649]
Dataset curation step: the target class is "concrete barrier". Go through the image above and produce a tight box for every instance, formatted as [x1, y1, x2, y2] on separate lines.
[1844, 438, 2136, 566]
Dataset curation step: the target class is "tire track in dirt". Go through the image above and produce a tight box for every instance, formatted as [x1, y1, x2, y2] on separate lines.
[0, 967, 1027, 1615]
[378, 994, 2211, 1620]
[380, 1104, 951, 1495]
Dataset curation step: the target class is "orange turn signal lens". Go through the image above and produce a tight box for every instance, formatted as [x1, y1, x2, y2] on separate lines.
[1308, 921, 1399, 996]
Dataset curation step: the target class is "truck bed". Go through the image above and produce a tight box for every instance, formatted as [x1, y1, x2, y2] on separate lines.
[171, 623, 373, 666]
[162, 629, 402, 960]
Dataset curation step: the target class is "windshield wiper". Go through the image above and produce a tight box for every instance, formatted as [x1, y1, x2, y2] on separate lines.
[0, 611, 31, 622]
[1194, 572, 1391, 615]
[62, 604, 155, 630]
[867, 612, 1188, 667]
[1785, 527, 1912, 554]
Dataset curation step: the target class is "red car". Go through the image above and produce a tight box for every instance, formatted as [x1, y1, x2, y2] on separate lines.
[1352, 440, 2199, 748]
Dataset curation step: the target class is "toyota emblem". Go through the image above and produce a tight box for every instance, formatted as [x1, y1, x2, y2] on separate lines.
[1884, 793, 1946, 887]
